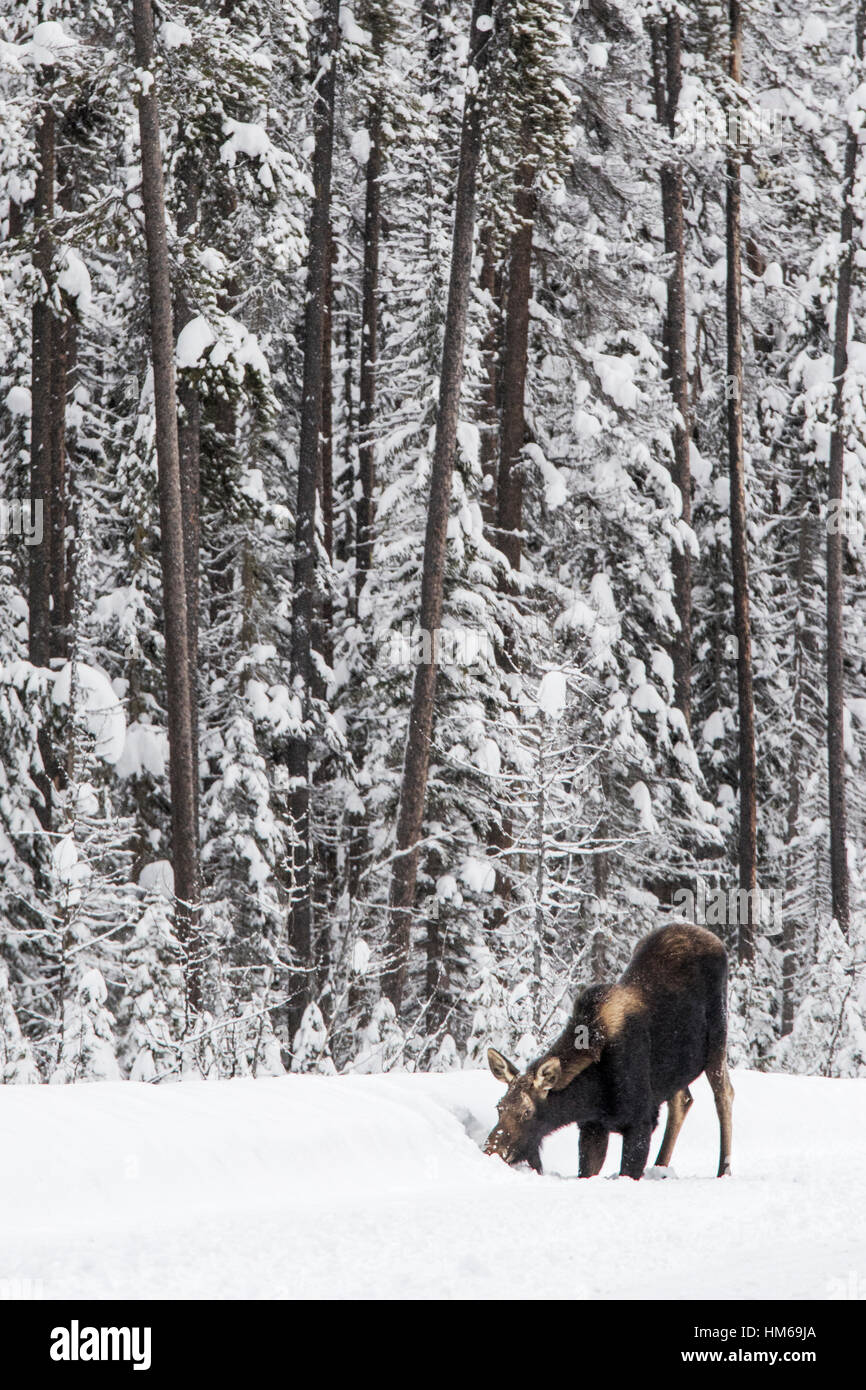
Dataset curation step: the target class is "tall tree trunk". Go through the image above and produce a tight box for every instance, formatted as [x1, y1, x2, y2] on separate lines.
[725, 0, 757, 964]
[340, 311, 355, 571]
[424, 847, 448, 1034]
[286, 0, 340, 1040]
[321, 226, 336, 576]
[782, 499, 814, 1035]
[52, 143, 82, 674]
[48, 309, 69, 665]
[59, 313, 77, 684]
[384, 0, 496, 1010]
[29, 90, 56, 829]
[314, 227, 337, 973]
[650, 15, 692, 726]
[495, 134, 535, 581]
[314, 223, 336, 685]
[132, 0, 202, 1014]
[175, 146, 201, 825]
[356, 102, 382, 606]
[492, 144, 534, 953]
[478, 222, 502, 531]
[825, 5, 865, 937]
[482, 158, 535, 933]
[45, 142, 77, 803]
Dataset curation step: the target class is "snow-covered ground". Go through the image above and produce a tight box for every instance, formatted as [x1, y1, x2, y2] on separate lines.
[1, 1068, 864, 1300]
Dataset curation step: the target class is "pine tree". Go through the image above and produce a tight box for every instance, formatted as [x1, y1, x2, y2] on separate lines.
[51, 966, 121, 1083]
[132, 0, 202, 1011]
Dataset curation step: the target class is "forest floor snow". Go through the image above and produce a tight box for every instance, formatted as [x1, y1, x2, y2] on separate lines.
[1, 1068, 864, 1300]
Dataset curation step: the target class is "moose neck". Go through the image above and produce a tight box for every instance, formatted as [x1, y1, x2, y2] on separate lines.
[537, 1066, 601, 1138]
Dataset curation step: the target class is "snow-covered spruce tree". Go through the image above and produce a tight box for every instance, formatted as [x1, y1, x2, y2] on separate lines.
[338, 1, 573, 1054]
[511, 7, 721, 972]
[291, 1000, 337, 1074]
[1, 5, 150, 1071]
[380, 0, 503, 1028]
[120, 1, 309, 1068]
[117, 883, 185, 1082]
[728, 4, 866, 1046]
[331, 0, 493, 1058]
[464, 661, 617, 1067]
[773, 912, 866, 1076]
[0, 618, 49, 1062]
[50, 965, 121, 1083]
[0, 961, 40, 1083]
[670, 2, 790, 1039]
[36, 631, 142, 1080]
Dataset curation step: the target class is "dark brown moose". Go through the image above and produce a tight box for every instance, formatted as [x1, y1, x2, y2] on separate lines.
[485, 922, 734, 1180]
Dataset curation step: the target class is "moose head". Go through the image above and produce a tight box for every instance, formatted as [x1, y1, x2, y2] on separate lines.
[483, 1045, 598, 1171]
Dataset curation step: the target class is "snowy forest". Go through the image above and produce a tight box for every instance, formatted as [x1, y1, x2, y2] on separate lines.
[1, 0, 866, 1087]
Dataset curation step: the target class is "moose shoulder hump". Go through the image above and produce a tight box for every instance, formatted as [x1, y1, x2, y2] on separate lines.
[597, 983, 645, 1039]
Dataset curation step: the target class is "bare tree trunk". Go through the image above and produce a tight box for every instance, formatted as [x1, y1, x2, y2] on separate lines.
[46, 146, 77, 802]
[48, 309, 69, 664]
[286, 0, 340, 1040]
[650, 15, 692, 726]
[340, 311, 355, 572]
[313, 228, 337, 974]
[825, 5, 865, 937]
[782, 501, 814, 1034]
[356, 102, 382, 606]
[53, 140, 82, 676]
[321, 226, 335, 575]
[175, 146, 201, 824]
[496, 135, 535, 580]
[132, 0, 202, 1013]
[384, 0, 496, 1009]
[314, 224, 336, 684]
[59, 311, 77, 683]
[481, 169, 534, 934]
[424, 847, 448, 1034]
[478, 223, 502, 531]
[29, 89, 57, 829]
[725, 0, 757, 964]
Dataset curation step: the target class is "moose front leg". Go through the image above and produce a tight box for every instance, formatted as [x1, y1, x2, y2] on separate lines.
[619, 1123, 653, 1180]
[706, 1053, 734, 1176]
[578, 1122, 609, 1177]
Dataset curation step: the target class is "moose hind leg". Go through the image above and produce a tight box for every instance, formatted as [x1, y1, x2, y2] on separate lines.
[620, 1123, 653, 1180]
[706, 1053, 734, 1177]
[578, 1122, 609, 1177]
[653, 1087, 694, 1168]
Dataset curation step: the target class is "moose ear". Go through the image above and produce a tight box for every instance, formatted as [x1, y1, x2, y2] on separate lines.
[533, 1056, 562, 1099]
[487, 1048, 518, 1084]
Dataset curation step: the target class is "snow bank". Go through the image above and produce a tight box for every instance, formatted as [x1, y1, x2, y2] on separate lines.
[0, 1070, 863, 1299]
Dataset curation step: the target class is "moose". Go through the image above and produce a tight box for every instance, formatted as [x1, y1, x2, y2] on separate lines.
[485, 922, 734, 1180]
